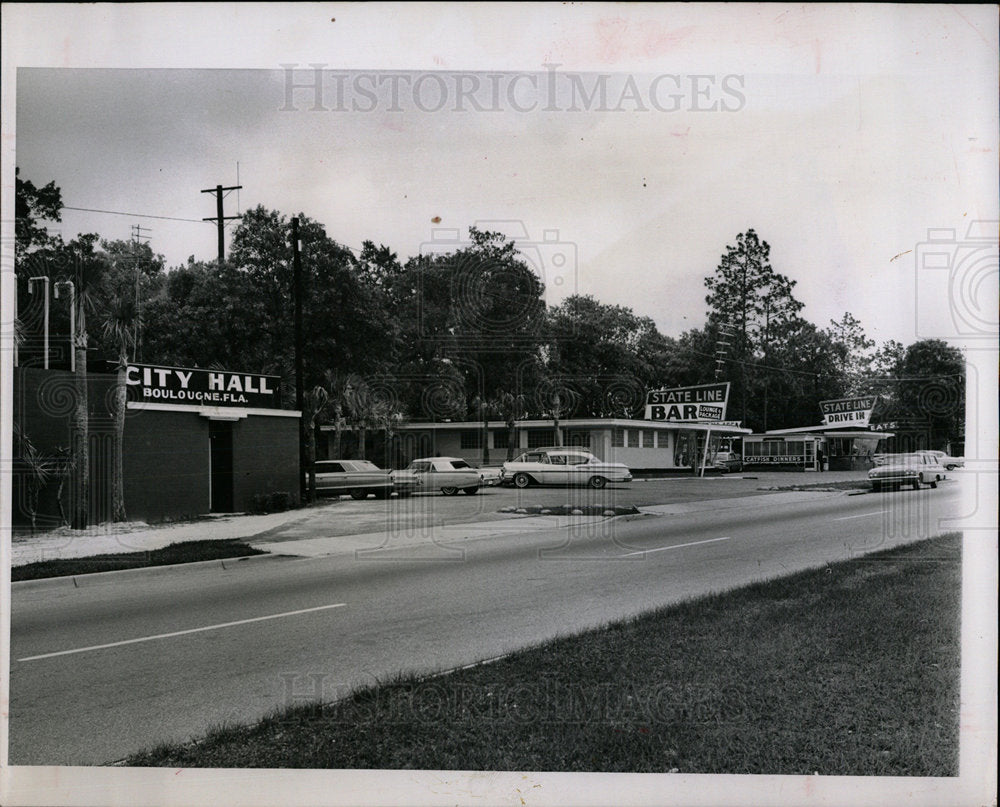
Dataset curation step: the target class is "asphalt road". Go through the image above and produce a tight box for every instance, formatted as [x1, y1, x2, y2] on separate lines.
[9, 479, 964, 765]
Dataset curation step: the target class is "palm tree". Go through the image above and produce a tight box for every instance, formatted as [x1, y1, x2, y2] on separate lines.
[470, 394, 497, 465]
[497, 391, 526, 462]
[303, 385, 329, 502]
[13, 424, 57, 533]
[62, 235, 107, 529]
[102, 277, 141, 522]
[323, 372, 352, 459]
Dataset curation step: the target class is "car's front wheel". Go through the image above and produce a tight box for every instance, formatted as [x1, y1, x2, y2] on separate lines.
[871, 481, 882, 493]
[440, 487, 458, 496]
[588, 476, 608, 489]
[462, 486, 479, 495]
[946, 464, 956, 471]
[513, 473, 531, 489]
[930, 478, 938, 488]
[911, 478, 922, 490]
[350, 490, 369, 500]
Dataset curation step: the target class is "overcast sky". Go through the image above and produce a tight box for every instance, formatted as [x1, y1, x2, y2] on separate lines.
[5, 4, 998, 349]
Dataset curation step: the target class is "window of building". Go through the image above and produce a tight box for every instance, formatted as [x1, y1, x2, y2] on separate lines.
[642, 430, 654, 448]
[493, 429, 509, 449]
[612, 428, 625, 447]
[460, 430, 482, 449]
[527, 429, 555, 448]
[563, 430, 591, 448]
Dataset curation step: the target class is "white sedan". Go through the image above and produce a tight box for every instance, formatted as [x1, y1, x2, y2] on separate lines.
[501, 449, 632, 489]
[868, 453, 945, 492]
[919, 450, 964, 471]
[392, 457, 482, 495]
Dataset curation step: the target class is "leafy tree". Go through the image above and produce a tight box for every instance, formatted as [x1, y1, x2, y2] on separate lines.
[543, 295, 672, 418]
[391, 227, 546, 422]
[894, 340, 965, 451]
[15, 168, 63, 260]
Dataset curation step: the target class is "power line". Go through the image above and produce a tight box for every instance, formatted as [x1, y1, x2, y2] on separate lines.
[63, 206, 205, 223]
[687, 347, 964, 381]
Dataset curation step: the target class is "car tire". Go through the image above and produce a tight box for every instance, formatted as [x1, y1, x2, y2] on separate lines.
[395, 490, 412, 498]
[946, 464, 956, 471]
[514, 473, 531, 489]
[871, 481, 881, 493]
[588, 476, 608, 489]
[930, 479, 938, 489]
[440, 487, 458, 496]
[911, 478, 921, 491]
[463, 486, 479, 495]
[374, 488, 391, 499]
[350, 490, 369, 500]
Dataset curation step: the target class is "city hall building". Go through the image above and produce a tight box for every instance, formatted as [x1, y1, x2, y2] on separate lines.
[13, 363, 300, 526]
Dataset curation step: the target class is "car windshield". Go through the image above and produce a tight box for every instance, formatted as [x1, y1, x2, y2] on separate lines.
[315, 462, 344, 472]
[408, 461, 431, 472]
[450, 460, 472, 469]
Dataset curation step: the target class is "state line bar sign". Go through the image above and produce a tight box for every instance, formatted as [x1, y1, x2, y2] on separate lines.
[819, 396, 878, 427]
[127, 363, 282, 409]
[645, 383, 730, 422]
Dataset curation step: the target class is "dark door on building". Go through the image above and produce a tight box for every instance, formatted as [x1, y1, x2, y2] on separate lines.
[209, 421, 234, 512]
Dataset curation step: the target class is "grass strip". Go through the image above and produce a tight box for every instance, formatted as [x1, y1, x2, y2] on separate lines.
[126, 533, 960, 775]
[759, 480, 872, 492]
[12, 540, 268, 581]
[499, 505, 640, 517]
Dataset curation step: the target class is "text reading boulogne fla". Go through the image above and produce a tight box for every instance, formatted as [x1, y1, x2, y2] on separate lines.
[126, 364, 281, 409]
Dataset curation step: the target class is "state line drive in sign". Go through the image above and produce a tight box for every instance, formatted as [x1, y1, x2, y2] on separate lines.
[645, 383, 730, 423]
[819, 396, 878, 427]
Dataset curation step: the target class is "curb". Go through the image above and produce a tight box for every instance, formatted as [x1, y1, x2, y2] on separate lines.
[11, 551, 281, 592]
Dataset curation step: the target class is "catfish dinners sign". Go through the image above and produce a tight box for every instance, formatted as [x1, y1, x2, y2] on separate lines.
[127, 364, 281, 409]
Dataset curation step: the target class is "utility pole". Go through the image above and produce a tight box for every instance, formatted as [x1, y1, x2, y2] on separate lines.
[129, 225, 150, 362]
[201, 184, 242, 267]
[291, 217, 305, 504]
[130, 224, 151, 247]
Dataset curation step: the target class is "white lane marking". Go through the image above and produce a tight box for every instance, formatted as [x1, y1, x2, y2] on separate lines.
[834, 512, 883, 521]
[18, 603, 347, 662]
[624, 536, 731, 557]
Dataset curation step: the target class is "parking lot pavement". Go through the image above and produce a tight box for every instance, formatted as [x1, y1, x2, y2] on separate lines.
[8, 471, 874, 566]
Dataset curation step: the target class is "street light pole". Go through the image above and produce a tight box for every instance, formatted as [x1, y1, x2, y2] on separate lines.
[54, 281, 76, 371]
[28, 276, 50, 369]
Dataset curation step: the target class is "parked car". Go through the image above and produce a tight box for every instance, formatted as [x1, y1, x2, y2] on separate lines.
[918, 449, 964, 471]
[712, 451, 743, 474]
[501, 448, 632, 489]
[868, 453, 945, 492]
[392, 457, 482, 495]
[478, 466, 503, 486]
[314, 459, 406, 500]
